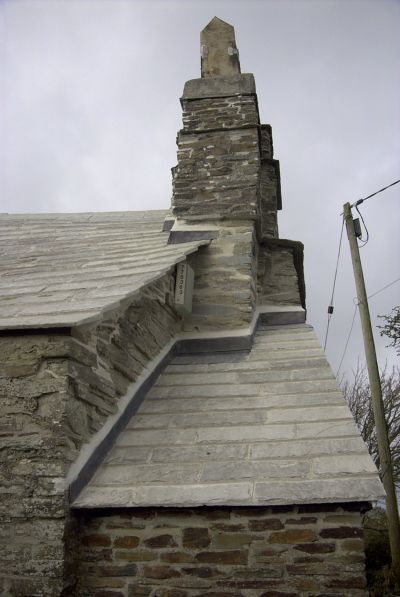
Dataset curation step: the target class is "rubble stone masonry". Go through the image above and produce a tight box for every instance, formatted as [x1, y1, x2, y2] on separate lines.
[173, 94, 260, 221]
[0, 271, 181, 596]
[76, 503, 368, 596]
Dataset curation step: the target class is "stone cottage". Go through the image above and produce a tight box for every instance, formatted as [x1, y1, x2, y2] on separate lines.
[0, 17, 384, 597]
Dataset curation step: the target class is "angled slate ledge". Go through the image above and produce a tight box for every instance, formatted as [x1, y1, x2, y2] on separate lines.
[72, 314, 384, 510]
[68, 346, 176, 503]
[168, 230, 219, 244]
[68, 308, 306, 503]
[181, 73, 256, 101]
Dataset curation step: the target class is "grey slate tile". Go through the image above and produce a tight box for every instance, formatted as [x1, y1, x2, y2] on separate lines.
[73, 324, 384, 508]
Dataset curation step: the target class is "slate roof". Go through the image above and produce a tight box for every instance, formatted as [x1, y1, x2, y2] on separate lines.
[74, 323, 384, 508]
[0, 211, 208, 330]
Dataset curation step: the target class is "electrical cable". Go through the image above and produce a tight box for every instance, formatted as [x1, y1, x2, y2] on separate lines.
[355, 203, 369, 247]
[326, 178, 399, 365]
[335, 276, 400, 377]
[336, 302, 358, 378]
[351, 178, 400, 208]
[323, 215, 345, 351]
[368, 276, 400, 300]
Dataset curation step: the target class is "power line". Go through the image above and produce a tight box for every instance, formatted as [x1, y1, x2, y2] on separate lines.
[355, 202, 369, 248]
[368, 276, 400, 300]
[351, 178, 400, 208]
[323, 216, 345, 351]
[336, 303, 358, 378]
[335, 276, 400, 377]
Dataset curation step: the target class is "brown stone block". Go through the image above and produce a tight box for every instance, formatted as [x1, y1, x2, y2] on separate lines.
[143, 564, 181, 579]
[196, 593, 244, 597]
[253, 546, 287, 560]
[211, 523, 246, 532]
[341, 538, 365, 552]
[114, 550, 156, 562]
[260, 592, 298, 597]
[233, 567, 283, 579]
[127, 585, 153, 597]
[269, 529, 316, 544]
[182, 566, 222, 578]
[324, 576, 366, 589]
[293, 555, 323, 563]
[288, 576, 319, 592]
[294, 542, 335, 554]
[82, 534, 111, 547]
[218, 580, 282, 589]
[287, 563, 344, 576]
[82, 547, 113, 562]
[82, 577, 126, 589]
[113, 536, 140, 548]
[285, 517, 317, 525]
[319, 526, 362, 539]
[97, 563, 138, 577]
[161, 551, 195, 563]
[90, 590, 124, 597]
[151, 590, 188, 597]
[249, 519, 283, 531]
[195, 550, 248, 565]
[183, 527, 211, 548]
[212, 533, 257, 548]
[143, 534, 177, 548]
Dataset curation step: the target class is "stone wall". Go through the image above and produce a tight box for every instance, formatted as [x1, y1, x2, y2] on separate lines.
[76, 503, 368, 596]
[184, 224, 257, 331]
[170, 76, 287, 330]
[172, 127, 260, 221]
[257, 240, 305, 308]
[0, 270, 181, 596]
[172, 81, 261, 223]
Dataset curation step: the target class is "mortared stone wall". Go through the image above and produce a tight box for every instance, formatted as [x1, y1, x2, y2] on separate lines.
[76, 503, 369, 596]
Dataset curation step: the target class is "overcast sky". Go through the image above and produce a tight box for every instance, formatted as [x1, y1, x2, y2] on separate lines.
[1, 0, 399, 380]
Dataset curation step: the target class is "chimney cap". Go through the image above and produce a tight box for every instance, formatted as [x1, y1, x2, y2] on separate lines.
[200, 16, 241, 78]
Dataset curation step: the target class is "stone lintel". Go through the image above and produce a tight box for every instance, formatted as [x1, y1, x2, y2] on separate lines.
[181, 73, 256, 102]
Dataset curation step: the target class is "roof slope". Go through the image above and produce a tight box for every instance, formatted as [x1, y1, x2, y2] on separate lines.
[74, 323, 384, 508]
[0, 211, 208, 329]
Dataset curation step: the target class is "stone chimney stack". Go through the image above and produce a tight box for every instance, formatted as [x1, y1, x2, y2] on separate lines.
[169, 18, 303, 333]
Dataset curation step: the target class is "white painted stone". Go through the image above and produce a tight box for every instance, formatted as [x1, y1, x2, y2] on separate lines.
[151, 444, 249, 463]
[92, 462, 202, 485]
[201, 460, 310, 482]
[295, 420, 359, 439]
[312, 453, 379, 476]
[250, 437, 367, 460]
[128, 409, 267, 430]
[139, 393, 345, 415]
[128, 482, 253, 507]
[116, 428, 197, 447]
[254, 477, 384, 504]
[197, 423, 297, 443]
[267, 405, 351, 424]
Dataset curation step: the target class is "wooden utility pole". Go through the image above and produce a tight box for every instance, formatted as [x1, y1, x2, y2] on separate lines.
[344, 201, 400, 566]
